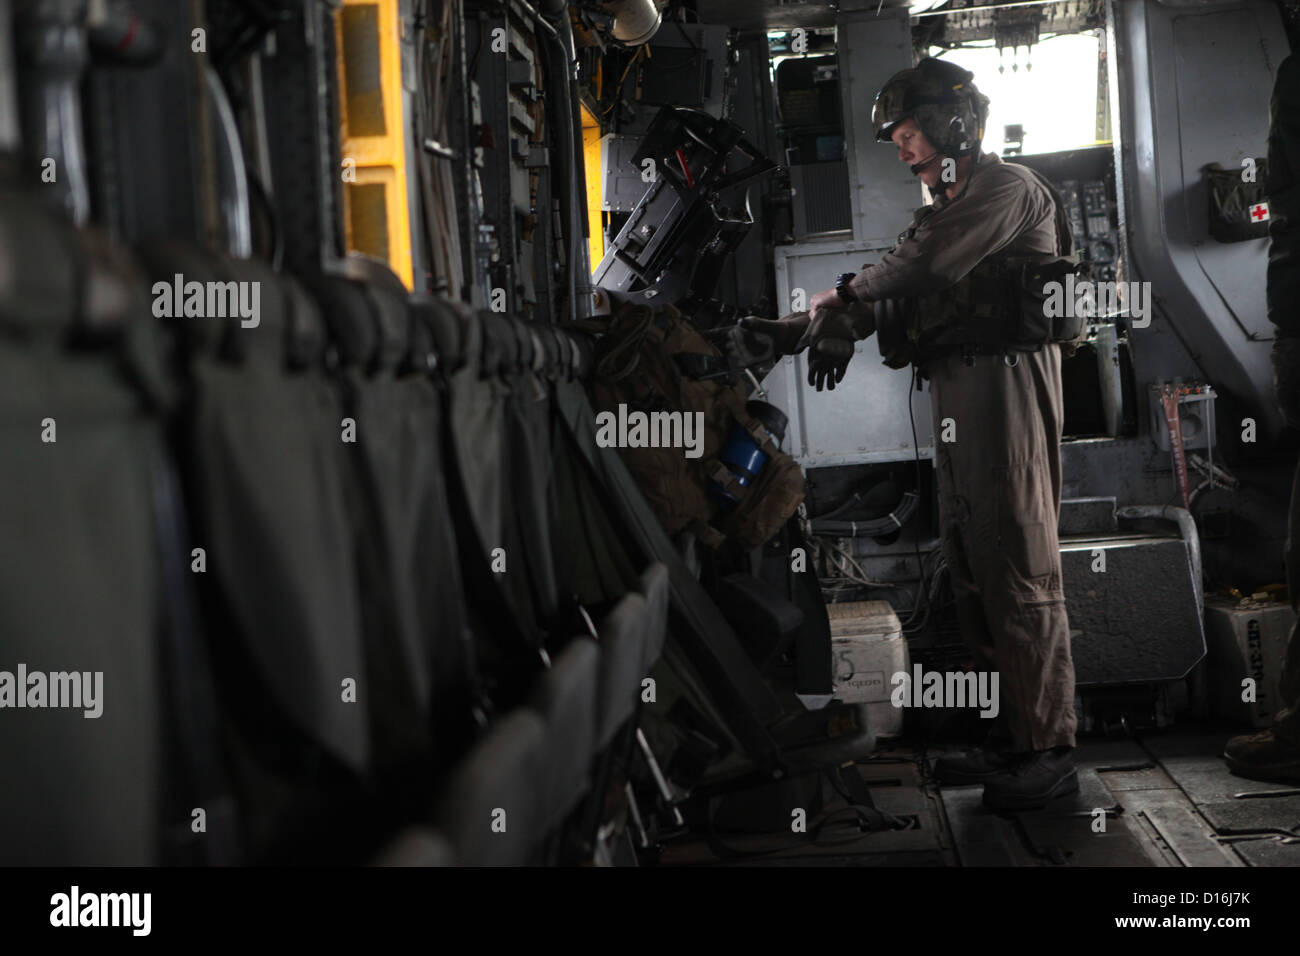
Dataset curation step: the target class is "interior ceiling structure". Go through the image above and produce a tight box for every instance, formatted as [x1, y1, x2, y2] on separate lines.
[694, 0, 1100, 34]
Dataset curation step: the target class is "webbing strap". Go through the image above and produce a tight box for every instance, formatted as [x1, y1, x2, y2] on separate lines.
[1161, 385, 1193, 509]
[709, 462, 748, 503]
[740, 417, 780, 459]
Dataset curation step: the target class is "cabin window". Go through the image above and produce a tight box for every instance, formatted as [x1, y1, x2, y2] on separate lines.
[928, 31, 1104, 155]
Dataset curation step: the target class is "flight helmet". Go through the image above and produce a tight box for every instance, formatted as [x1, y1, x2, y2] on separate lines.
[872, 57, 989, 158]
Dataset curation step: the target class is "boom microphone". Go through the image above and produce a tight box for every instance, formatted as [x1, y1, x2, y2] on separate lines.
[910, 152, 941, 176]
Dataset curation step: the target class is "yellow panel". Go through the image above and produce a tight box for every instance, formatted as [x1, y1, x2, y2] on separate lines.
[335, 0, 413, 289]
[581, 102, 604, 273]
[340, 166, 395, 267]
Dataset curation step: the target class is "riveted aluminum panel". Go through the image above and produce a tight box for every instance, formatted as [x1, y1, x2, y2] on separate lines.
[764, 239, 934, 468]
[1061, 535, 1206, 685]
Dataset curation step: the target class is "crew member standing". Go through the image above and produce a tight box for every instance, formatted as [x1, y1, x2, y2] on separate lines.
[745, 58, 1079, 809]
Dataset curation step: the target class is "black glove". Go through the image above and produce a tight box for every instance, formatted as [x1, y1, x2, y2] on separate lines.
[798, 306, 866, 391]
[736, 311, 811, 358]
[1273, 336, 1300, 430]
[723, 321, 775, 368]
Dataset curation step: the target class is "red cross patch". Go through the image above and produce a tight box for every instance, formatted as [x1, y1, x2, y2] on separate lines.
[1250, 202, 1270, 222]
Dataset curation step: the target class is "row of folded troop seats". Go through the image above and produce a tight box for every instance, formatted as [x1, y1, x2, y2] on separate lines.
[0, 187, 670, 866]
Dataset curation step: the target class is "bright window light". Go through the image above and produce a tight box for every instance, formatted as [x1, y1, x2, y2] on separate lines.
[929, 32, 1103, 155]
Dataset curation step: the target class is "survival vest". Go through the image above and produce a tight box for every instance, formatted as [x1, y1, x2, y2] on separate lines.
[578, 302, 805, 550]
[875, 163, 1090, 371]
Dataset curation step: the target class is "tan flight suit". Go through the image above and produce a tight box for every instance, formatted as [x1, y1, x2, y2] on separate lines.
[849, 152, 1078, 752]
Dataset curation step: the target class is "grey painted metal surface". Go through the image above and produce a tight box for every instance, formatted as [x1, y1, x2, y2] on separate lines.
[600, 133, 647, 213]
[751, 6, 933, 468]
[1061, 535, 1206, 685]
[1061, 436, 1181, 506]
[835, 8, 920, 245]
[1113, 0, 1288, 438]
[1143, 805, 1246, 866]
[1060, 496, 1120, 535]
[612, 23, 730, 137]
[764, 237, 935, 467]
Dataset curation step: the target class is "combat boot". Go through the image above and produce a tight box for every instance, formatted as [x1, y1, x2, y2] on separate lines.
[1224, 730, 1300, 783]
[981, 747, 1078, 811]
[932, 742, 1018, 785]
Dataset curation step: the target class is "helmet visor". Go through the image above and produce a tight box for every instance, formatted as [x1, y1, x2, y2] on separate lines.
[872, 80, 910, 142]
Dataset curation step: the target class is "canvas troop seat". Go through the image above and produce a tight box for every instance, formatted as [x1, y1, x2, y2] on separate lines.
[0, 188, 172, 864]
[595, 592, 650, 752]
[436, 304, 548, 710]
[593, 562, 668, 751]
[444, 310, 513, 605]
[408, 293, 490, 742]
[304, 257, 481, 806]
[574, 566, 671, 861]
[0, 182, 644, 863]
[525, 637, 601, 836]
[433, 708, 549, 866]
[135, 240, 379, 863]
[636, 562, 670, 674]
[494, 314, 566, 639]
[463, 312, 567, 647]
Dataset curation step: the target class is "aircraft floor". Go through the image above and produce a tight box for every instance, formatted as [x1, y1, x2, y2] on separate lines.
[657, 727, 1300, 866]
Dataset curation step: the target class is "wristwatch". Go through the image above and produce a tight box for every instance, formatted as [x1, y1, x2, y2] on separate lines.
[834, 272, 858, 304]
